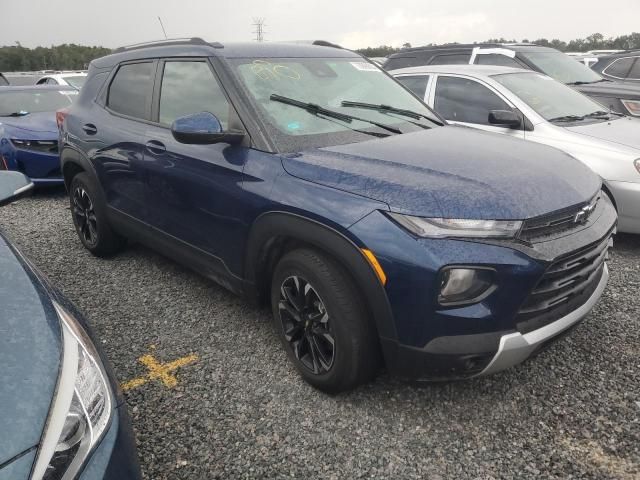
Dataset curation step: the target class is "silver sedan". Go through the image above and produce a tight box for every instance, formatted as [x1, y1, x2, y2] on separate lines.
[392, 65, 640, 234]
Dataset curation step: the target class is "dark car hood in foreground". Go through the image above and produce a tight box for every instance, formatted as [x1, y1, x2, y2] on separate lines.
[0, 232, 61, 465]
[575, 80, 640, 100]
[282, 126, 601, 219]
[0, 111, 58, 134]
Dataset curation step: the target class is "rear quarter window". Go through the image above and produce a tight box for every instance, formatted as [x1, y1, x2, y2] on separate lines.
[107, 62, 154, 119]
[603, 57, 635, 79]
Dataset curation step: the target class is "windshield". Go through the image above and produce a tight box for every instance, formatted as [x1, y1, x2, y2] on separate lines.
[0, 90, 75, 116]
[230, 57, 440, 151]
[520, 51, 603, 85]
[63, 75, 87, 89]
[493, 72, 607, 121]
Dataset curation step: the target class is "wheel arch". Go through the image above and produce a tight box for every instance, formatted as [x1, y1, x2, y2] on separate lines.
[243, 211, 398, 343]
[60, 146, 96, 191]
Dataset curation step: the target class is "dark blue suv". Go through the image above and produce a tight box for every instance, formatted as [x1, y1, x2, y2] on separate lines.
[59, 38, 616, 392]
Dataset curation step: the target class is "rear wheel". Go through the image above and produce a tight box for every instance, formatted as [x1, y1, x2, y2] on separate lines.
[69, 172, 126, 256]
[271, 248, 379, 393]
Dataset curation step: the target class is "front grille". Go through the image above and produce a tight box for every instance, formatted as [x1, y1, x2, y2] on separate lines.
[519, 194, 600, 241]
[11, 139, 59, 154]
[516, 232, 612, 334]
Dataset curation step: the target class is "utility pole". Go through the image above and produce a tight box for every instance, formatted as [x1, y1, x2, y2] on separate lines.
[252, 18, 266, 42]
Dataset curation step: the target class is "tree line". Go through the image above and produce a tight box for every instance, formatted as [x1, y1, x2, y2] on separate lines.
[1, 32, 639, 71]
[0, 43, 111, 72]
[357, 32, 640, 58]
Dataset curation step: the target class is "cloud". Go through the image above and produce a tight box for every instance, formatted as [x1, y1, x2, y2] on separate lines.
[341, 10, 491, 49]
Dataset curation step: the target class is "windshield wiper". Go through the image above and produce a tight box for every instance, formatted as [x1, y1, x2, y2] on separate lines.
[340, 101, 442, 125]
[548, 114, 586, 123]
[2, 111, 30, 117]
[584, 110, 612, 120]
[270, 94, 401, 134]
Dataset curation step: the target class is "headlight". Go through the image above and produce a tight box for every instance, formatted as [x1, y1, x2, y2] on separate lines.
[388, 213, 522, 238]
[31, 302, 113, 480]
[621, 99, 640, 116]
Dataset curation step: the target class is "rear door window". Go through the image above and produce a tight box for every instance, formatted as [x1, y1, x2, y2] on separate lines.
[475, 54, 522, 68]
[627, 58, 640, 80]
[395, 75, 430, 99]
[158, 61, 230, 127]
[429, 54, 471, 65]
[434, 76, 510, 125]
[603, 57, 635, 79]
[107, 62, 154, 120]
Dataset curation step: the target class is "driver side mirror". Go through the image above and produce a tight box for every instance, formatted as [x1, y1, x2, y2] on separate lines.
[488, 110, 522, 129]
[0, 171, 34, 208]
[171, 112, 245, 145]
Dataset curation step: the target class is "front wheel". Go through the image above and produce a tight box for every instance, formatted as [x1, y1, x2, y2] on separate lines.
[271, 248, 379, 393]
[69, 172, 126, 257]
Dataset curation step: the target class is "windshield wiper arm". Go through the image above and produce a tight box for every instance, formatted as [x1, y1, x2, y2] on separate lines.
[270, 94, 402, 134]
[548, 114, 585, 123]
[584, 110, 612, 119]
[341, 100, 442, 124]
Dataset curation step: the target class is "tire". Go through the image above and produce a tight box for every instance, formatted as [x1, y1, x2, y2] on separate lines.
[69, 172, 126, 257]
[271, 248, 379, 393]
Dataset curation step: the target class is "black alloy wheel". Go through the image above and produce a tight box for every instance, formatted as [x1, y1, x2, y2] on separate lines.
[72, 186, 98, 247]
[278, 275, 336, 375]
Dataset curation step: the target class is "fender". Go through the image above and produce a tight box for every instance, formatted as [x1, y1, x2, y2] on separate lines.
[59, 144, 99, 191]
[243, 211, 398, 342]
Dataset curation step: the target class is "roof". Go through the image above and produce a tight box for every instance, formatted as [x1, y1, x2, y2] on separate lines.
[92, 39, 360, 69]
[391, 64, 532, 77]
[389, 43, 554, 57]
[0, 85, 77, 92]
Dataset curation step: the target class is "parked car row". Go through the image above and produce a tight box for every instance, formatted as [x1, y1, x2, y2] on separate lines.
[1, 37, 636, 479]
[0, 71, 88, 89]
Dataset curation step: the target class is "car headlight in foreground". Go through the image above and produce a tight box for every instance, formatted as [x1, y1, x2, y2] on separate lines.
[388, 213, 522, 238]
[621, 99, 640, 117]
[31, 302, 112, 480]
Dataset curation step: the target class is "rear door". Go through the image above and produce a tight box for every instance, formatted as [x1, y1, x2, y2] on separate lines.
[139, 58, 248, 272]
[89, 60, 157, 220]
[430, 74, 525, 139]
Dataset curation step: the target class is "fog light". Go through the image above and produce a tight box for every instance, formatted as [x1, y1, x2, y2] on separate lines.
[438, 267, 495, 306]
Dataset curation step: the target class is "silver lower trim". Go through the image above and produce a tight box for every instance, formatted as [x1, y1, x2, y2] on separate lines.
[475, 263, 609, 377]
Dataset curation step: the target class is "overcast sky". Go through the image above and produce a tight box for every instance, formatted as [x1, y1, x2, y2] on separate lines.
[3, 0, 640, 49]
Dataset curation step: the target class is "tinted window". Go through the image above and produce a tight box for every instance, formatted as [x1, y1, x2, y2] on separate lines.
[63, 76, 87, 89]
[430, 54, 471, 65]
[603, 57, 635, 78]
[108, 62, 154, 119]
[159, 61, 229, 127]
[434, 76, 510, 125]
[476, 54, 522, 68]
[395, 75, 429, 99]
[629, 58, 640, 80]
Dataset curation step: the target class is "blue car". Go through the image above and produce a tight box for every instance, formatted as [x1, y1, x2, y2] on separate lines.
[0, 172, 141, 479]
[59, 39, 616, 392]
[0, 86, 76, 185]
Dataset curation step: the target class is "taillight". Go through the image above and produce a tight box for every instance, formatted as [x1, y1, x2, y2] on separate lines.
[56, 107, 70, 130]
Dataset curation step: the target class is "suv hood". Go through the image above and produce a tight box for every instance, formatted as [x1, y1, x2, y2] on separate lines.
[575, 80, 640, 100]
[0, 233, 61, 465]
[282, 126, 601, 219]
[0, 111, 58, 134]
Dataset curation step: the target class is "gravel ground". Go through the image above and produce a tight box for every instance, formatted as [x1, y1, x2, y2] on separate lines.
[1, 190, 639, 480]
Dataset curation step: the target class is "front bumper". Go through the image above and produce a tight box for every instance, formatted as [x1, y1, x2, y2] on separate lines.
[476, 263, 608, 377]
[607, 180, 640, 234]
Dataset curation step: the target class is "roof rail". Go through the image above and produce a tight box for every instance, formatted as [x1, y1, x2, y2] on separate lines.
[113, 37, 221, 53]
[312, 40, 343, 49]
